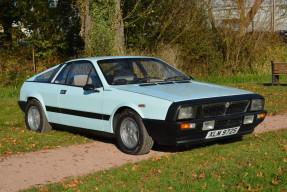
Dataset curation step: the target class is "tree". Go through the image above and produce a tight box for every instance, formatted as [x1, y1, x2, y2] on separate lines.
[122, 0, 217, 73]
[0, 0, 25, 42]
[202, 0, 285, 74]
[114, 0, 125, 54]
[20, 0, 83, 57]
[77, 0, 92, 52]
[233, 0, 265, 36]
[77, 0, 125, 56]
[0, 0, 83, 57]
[204, 0, 266, 36]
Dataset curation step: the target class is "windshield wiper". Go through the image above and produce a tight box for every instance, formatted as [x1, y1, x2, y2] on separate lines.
[137, 77, 150, 83]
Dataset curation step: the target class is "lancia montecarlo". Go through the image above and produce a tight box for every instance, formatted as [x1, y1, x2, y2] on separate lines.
[18, 56, 267, 155]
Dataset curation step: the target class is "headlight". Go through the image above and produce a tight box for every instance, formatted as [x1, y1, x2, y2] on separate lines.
[250, 99, 264, 111]
[177, 106, 198, 120]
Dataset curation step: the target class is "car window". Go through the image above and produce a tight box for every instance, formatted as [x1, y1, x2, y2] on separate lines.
[98, 58, 189, 85]
[66, 62, 93, 86]
[34, 68, 56, 82]
[54, 64, 73, 84]
[132, 62, 144, 78]
[88, 68, 103, 88]
[34, 65, 62, 82]
[140, 60, 176, 79]
[54, 61, 102, 87]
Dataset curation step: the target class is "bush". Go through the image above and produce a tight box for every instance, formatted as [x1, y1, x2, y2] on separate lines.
[0, 45, 65, 88]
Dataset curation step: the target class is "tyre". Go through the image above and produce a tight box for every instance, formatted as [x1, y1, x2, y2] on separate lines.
[25, 99, 52, 133]
[116, 109, 154, 155]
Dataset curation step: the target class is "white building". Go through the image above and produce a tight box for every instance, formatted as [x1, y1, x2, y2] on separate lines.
[211, 0, 287, 32]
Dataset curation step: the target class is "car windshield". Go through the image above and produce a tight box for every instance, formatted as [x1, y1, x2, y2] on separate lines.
[97, 58, 190, 85]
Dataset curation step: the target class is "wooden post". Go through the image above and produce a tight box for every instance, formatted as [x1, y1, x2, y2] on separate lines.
[271, 61, 279, 85]
[32, 46, 36, 73]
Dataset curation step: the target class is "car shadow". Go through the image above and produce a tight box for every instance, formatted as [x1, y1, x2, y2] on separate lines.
[151, 136, 243, 153]
[53, 126, 243, 154]
[53, 126, 117, 145]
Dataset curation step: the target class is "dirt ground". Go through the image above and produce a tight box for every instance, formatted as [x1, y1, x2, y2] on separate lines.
[0, 115, 286, 192]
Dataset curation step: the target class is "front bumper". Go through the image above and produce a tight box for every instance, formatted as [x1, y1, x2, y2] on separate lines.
[143, 111, 266, 146]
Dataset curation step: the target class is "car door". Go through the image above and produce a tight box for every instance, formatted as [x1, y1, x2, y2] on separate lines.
[55, 60, 105, 131]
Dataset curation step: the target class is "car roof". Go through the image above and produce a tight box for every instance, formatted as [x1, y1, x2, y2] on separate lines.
[68, 56, 155, 63]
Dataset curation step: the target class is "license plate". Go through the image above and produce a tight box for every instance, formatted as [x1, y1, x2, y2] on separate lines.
[205, 127, 240, 139]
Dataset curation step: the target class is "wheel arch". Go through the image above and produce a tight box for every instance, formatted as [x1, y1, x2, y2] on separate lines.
[112, 105, 154, 155]
[26, 94, 48, 117]
[111, 106, 143, 133]
[25, 96, 53, 133]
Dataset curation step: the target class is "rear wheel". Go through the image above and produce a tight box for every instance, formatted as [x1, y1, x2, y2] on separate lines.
[116, 109, 154, 155]
[25, 99, 52, 133]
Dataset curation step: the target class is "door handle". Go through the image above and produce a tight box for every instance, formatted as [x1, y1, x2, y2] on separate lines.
[60, 90, 67, 94]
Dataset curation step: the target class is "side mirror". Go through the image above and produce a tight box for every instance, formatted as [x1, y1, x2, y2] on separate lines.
[83, 84, 95, 91]
[189, 76, 194, 80]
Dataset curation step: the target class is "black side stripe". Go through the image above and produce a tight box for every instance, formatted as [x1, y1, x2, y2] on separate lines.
[46, 106, 110, 121]
[46, 106, 61, 113]
[102, 115, 110, 121]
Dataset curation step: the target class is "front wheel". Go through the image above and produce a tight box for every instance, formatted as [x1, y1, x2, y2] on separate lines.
[116, 109, 154, 155]
[25, 99, 52, 133]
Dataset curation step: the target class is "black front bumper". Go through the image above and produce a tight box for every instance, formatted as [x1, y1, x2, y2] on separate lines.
[143, 111, 266, 146]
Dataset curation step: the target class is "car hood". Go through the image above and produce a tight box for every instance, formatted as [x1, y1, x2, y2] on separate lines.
[113, 81, 253, 102]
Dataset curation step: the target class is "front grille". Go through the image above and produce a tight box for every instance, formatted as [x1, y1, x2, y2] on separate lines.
[201, 100, 249, 118]
[215, 118, 242, 129]
[202, 104, 225, 116]
[226, 101, 249, 114]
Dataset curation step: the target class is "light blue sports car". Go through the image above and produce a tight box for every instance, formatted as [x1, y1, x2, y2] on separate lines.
[18, 56, 267, 155]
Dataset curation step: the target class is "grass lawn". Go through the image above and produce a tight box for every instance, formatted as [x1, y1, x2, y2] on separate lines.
[0, 73, 287, 155]
[23, 129, 287, 192]
[0, 87, 92, 155]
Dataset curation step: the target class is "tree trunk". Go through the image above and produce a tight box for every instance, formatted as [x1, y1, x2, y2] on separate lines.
[78, 0, 92, 55]
[2, 18, 13, 42]
[114, 0, 125, 55]
[238, 0, 265, 36]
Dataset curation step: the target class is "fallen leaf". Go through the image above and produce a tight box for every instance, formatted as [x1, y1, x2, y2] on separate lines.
[132, 165, 141, 171]
[166, 186, 173, 190]
[164, 155, 170, 160]
[152, 156, 162, 161]
[256, 172, 263, 177]
[271, 176, 280, 185]
[199, 173, 205, 179]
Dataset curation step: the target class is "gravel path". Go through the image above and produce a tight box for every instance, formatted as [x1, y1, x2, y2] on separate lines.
[0, 115, 286, 192]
